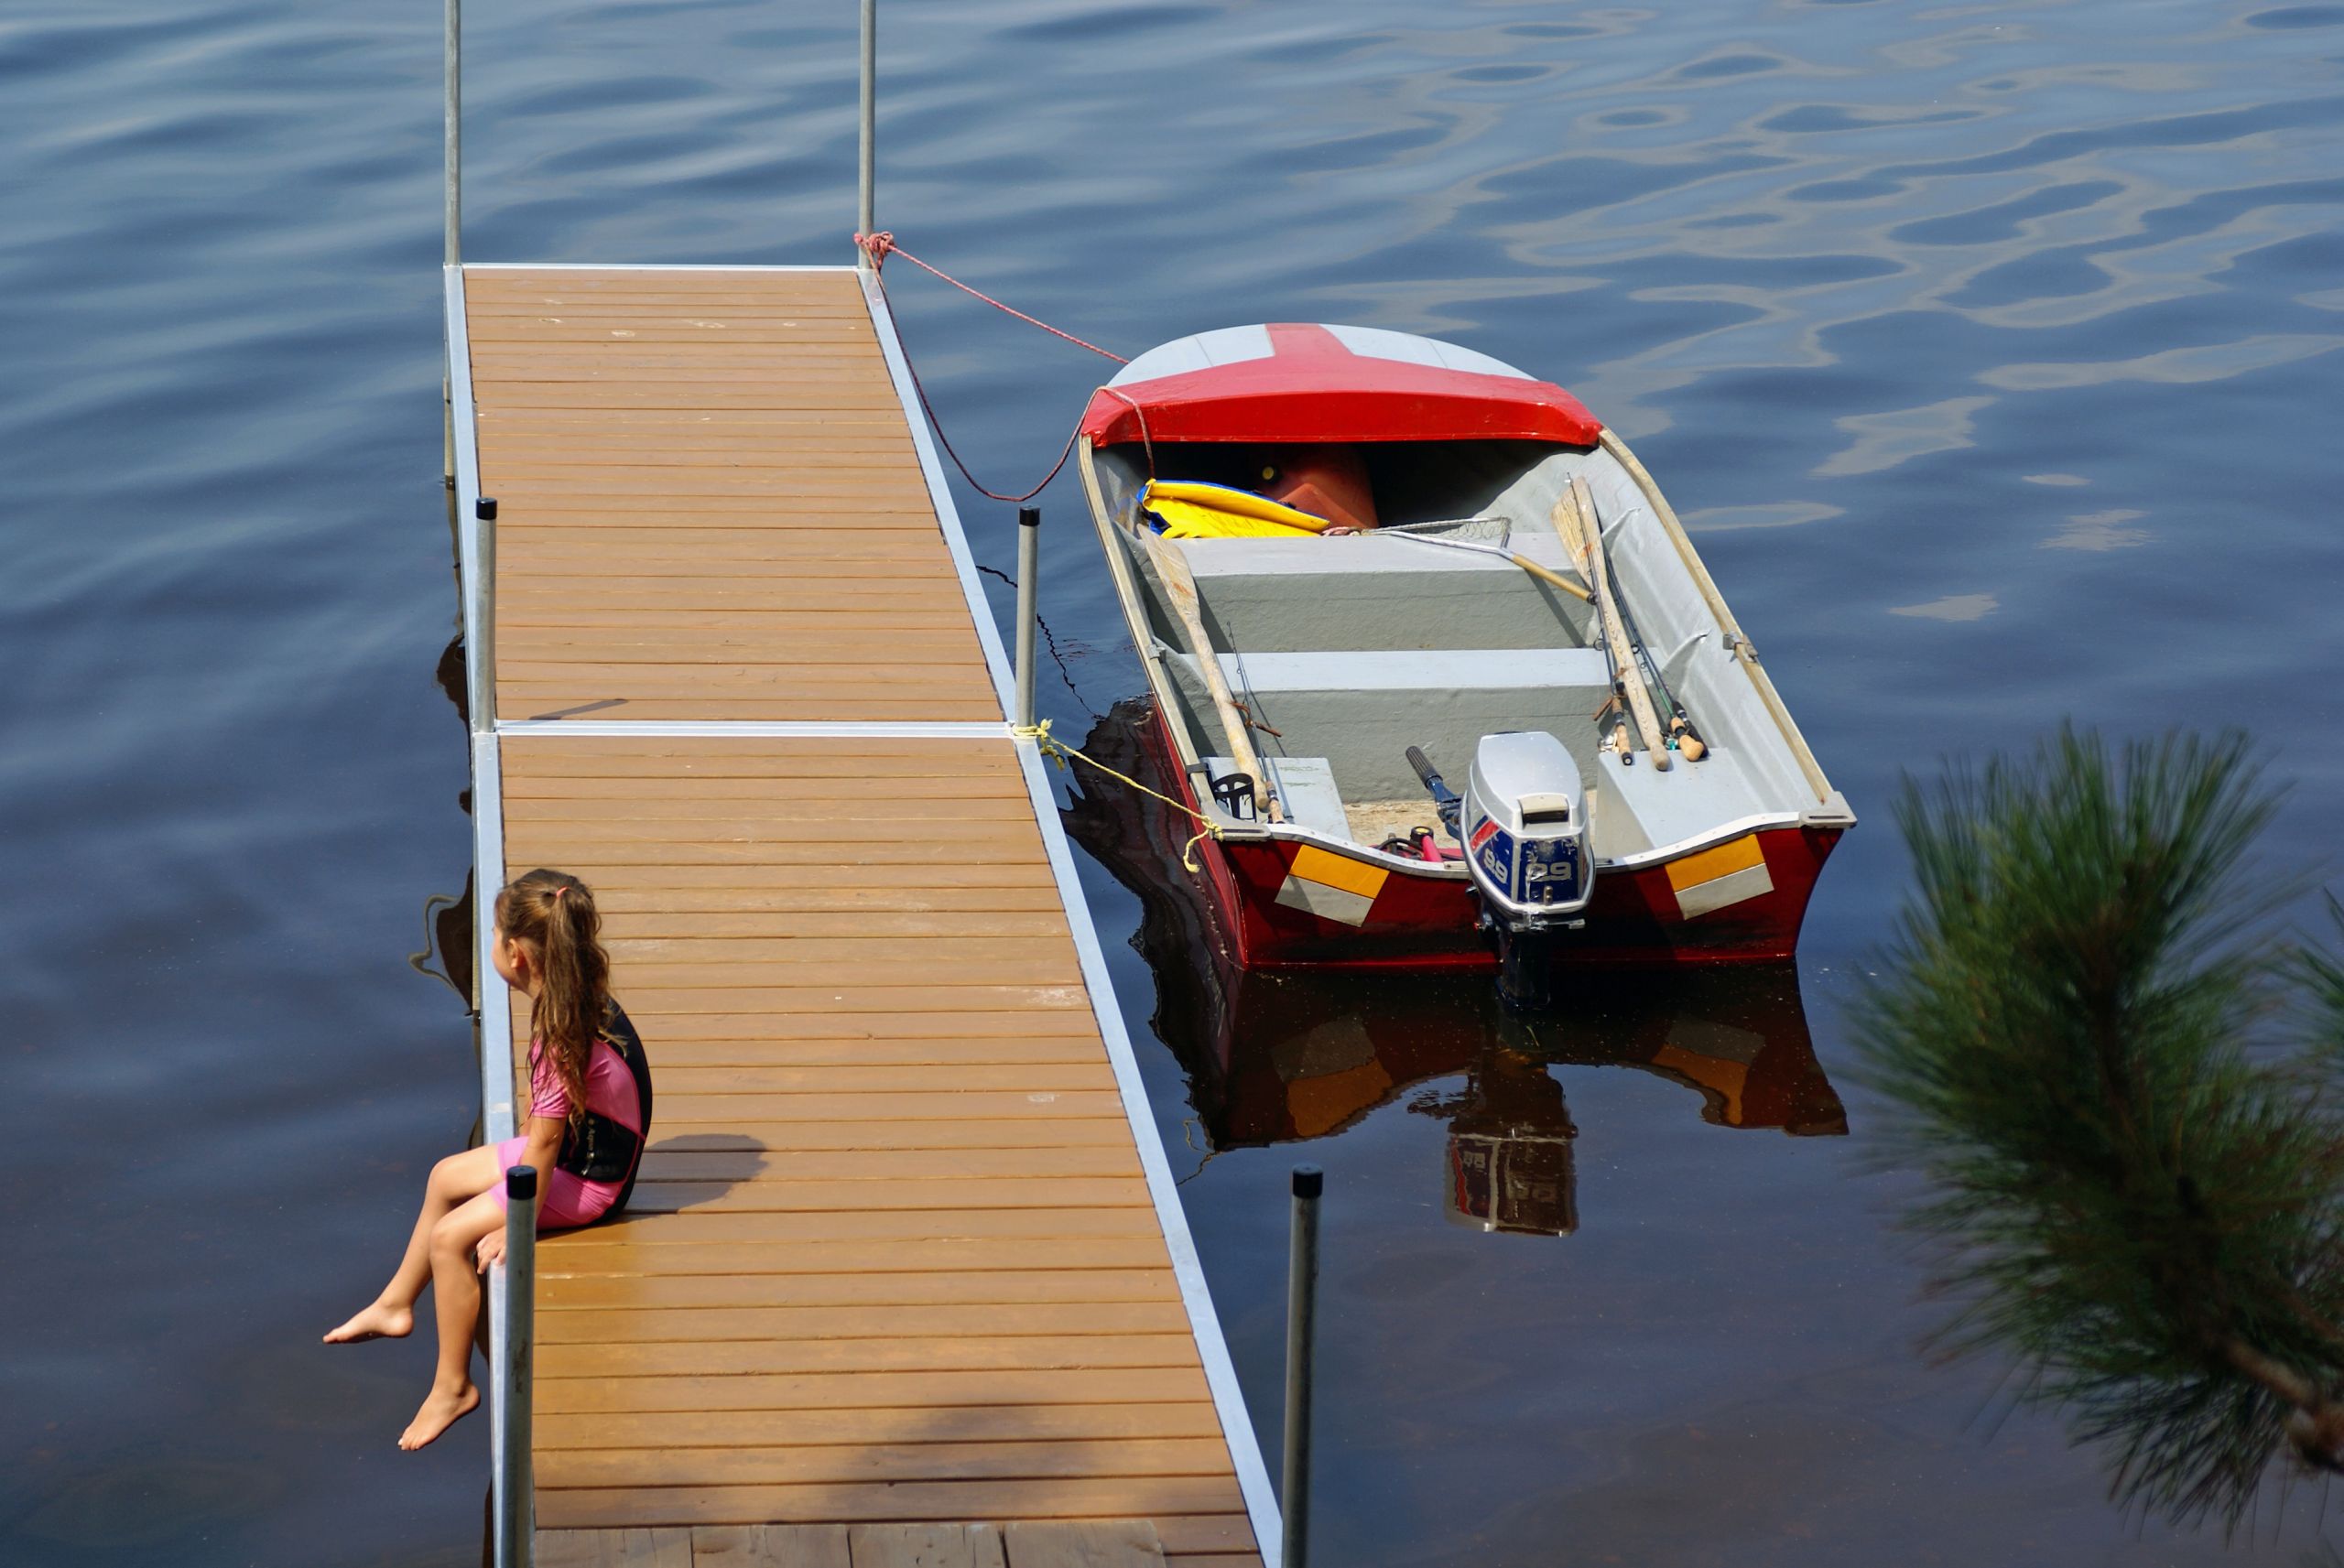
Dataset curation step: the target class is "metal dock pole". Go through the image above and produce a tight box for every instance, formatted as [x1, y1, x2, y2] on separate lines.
[470, 496, 497, 735]
[445, 0, 461, 268]
[855, 0, 876, 254]
[1014, 505, 1040, 730]
[443, 0, 460, 481]
[1283, 1164, 1322, 1568]
[499, 1164, 537, 1568]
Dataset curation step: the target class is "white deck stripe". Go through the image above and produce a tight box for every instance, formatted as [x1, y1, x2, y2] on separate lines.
[472, 731, 518, 1565]
[859, 267, 1021, 718]
[472, 735, 517, 1141]
[495, 719, 1008, 740]
[1014, 740, 1286, 1563]
[454, 265, 520, 1567]
[444, 265, 485, 723]
[461, 262, 855, 273]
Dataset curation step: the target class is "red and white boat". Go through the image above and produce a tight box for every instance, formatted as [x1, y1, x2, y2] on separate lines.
[1074, 322, 1854, 1000]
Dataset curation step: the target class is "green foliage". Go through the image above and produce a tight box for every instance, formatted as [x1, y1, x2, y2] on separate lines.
[2297, 896, 2344, 1066]
[1854, 728, 2344, 1528]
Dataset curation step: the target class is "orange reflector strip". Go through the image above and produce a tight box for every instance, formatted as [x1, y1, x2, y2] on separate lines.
[1664, 833, 1765, 892]
[1288, 844, 1390, 901]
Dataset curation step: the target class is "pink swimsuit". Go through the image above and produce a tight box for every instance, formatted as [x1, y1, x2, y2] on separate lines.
[493, 1033, 646, 1230]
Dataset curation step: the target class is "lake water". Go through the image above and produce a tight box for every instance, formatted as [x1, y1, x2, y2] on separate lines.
[6, 0, 2342, 1562]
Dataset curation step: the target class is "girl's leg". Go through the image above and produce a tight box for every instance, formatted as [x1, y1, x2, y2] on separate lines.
[398, 1187, 506, 1450]
[326, 1143, 503, 1345]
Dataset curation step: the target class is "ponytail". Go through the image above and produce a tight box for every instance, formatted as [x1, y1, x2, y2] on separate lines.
[495, 869, 611, 1132]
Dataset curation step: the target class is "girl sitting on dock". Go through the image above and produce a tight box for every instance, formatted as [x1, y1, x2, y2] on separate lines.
[325, 869, 653, 1450]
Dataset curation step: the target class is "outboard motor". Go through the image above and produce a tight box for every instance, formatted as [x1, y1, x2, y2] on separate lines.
[1409, 732, 1593, 1008]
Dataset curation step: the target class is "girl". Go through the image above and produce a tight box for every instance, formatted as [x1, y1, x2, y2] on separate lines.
[325, 869, 654, 1451]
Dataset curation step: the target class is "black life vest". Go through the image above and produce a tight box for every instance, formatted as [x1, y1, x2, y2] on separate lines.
[554, 1000, 654, 1219]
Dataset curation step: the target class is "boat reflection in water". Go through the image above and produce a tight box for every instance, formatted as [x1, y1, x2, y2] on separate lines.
[1065, 700, 1846, 1238]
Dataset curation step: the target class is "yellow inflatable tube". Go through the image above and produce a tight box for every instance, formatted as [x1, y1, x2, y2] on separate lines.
[1140, 480, 1330, 540]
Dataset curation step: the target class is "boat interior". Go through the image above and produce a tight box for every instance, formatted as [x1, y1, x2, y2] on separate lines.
[1087, 438, 1824, 867]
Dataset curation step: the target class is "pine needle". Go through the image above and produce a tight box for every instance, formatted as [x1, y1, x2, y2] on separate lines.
[1853, 728, 2344, 1530]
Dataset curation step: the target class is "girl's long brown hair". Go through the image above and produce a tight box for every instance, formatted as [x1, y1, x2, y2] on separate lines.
[496, 869, 610, 1132]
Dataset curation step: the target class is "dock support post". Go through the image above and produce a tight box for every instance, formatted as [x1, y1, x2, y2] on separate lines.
[444, 0, 461, 268]
[470, 496, 498, 735]
[1282, 1164, 1322, 1568]
[1014, 505, 1040, 730]
[442, 0, 460, 481]
[499, 1164, 537, 1568]
[856, 0, 876, 256]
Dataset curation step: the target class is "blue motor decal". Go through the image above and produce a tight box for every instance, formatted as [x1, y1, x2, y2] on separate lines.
[1475, 826, 1516, 895]
[1520, 837, 1583, 904]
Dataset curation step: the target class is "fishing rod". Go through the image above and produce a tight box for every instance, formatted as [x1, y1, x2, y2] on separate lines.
[1579, 502, 1709, 762]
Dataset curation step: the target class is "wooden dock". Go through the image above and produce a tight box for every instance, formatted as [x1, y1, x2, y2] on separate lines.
[447, 265, 1275, 1568]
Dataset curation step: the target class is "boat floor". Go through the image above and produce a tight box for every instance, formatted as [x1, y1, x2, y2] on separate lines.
[1330, 790, 1648, 863]
[1341, 798, 1460, 853]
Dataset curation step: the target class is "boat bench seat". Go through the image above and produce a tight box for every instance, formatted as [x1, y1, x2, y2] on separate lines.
[1170, 532, 1599, 654]
[1168, 647, 1616, 802]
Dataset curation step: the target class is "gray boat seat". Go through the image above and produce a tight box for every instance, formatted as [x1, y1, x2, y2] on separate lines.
[1169, 647, 1616, 802]
[1160, 531, 1599, 654]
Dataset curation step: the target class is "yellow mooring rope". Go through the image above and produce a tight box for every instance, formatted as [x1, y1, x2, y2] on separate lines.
[1014, 719, 1227, 871]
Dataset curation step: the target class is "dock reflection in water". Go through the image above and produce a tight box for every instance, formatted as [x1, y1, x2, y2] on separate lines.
[1065, 700, 1844, 1238]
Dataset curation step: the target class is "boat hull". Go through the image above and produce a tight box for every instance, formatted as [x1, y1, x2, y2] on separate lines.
[1134, 707, 1839, 971]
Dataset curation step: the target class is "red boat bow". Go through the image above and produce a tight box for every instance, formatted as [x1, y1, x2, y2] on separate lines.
[1080, 322, 1603, 448]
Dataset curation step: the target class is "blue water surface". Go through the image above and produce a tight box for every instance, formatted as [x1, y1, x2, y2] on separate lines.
[4, 0, 2341, 1563]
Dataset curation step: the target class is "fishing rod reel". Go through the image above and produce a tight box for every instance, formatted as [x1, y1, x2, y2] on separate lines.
[1407, 732, 1594, 1009]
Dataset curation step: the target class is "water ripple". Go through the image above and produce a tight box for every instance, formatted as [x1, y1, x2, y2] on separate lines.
[7, 0, 2344, 1561]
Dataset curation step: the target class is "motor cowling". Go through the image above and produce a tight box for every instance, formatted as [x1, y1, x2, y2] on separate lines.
[1464, 730, 1594, 926]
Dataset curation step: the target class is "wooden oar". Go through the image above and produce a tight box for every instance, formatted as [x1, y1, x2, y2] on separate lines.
[1138, 530, 1283, 821]
[1555, 477, 1670, 771]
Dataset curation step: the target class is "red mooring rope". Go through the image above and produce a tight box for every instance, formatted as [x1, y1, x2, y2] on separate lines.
[855, 231, 1126, 503]
[858, 232, 1127, 362]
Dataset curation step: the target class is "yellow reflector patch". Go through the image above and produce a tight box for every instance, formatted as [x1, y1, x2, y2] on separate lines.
[1287, 1058, 1395, 1140]
[1289, 845, 1390, 900]
[1651, 1044, 1753, 1126]
[1665, 833, 1765, 893]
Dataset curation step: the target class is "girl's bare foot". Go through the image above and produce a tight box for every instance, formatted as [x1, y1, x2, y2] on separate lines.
[397, 1380, 480, 1450]
[323, 1302, 414, 1344]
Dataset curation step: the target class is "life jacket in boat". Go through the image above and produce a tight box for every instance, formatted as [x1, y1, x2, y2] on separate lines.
[556, 1000, 655, 1216]
[1142, 479, 1329, 538]
[1261, 445, 1378, 532]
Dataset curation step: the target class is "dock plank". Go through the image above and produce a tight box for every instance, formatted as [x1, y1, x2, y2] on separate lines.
[537, 1476, 1245, 1530]
[536, 1406, 1220, 1454]
[614, 1176, 1152, 1214]
[689, 1524, 852, 1567]
[536, 1528, 693, 1568]
[537, 1270, 1181, 1313]
[540, 1441, 1228, 1491]
[532, 1238, 1177, 1280]
[541, 1301, 1192, 1346]
[533, 1367, 1215, 1418]
[1004, 1521, 1167, 1568]
[639, 1037, 1101, 1067]
[632, 1143, 1134, 1177]
[848, 1525, 1004, 1568]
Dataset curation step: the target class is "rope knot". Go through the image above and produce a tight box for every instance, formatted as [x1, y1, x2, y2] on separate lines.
[1014, 721, 1227, 871]
[853, 230, 897, 267]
